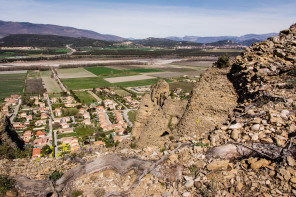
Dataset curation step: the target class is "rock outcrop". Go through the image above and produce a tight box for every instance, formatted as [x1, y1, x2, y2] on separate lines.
[0, 112, 24, 150]
[175, 67, 238, 137]
[132, 79, 187, 146]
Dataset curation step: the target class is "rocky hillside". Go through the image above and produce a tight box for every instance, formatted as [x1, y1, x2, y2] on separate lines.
[0, 23, 296, 197]
[0, 112, 24, 150]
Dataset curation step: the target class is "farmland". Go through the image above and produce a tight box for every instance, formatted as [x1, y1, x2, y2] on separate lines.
[85, 66, 162, 76]
[57, 67, 97, 79]
[0, 73, 27, 98]
[63, 77, 112, 90]
[113, 78, 170, 88]
[73, 91, 96, 105]
[169, 82, 194, 92]
[105, 75, 156, 83]
[40, 70, 62, 93]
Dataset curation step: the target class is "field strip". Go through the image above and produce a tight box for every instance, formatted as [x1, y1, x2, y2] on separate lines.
[105, 75, 156, 83]
[0, 70, 27, 74]
[57, 67, 97, 79]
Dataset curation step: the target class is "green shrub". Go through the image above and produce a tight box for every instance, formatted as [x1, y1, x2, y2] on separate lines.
[215, 55, 230, 68]
[0, 175, 14, 194]
[130, 143, 137, 149]
[71, 190, 83, 197]
[49, 171, 64, 181]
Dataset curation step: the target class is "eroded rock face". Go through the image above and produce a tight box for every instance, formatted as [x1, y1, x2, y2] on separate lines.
[175, 67, 238, 137]
[131, 80, 187, 146]
[0, 112, 24, 150]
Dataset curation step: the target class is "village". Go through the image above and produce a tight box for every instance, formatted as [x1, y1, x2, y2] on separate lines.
[0, 85, 190, 159]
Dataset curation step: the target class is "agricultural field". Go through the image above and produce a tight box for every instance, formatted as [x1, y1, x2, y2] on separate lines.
[113, 78, 169, 88]
[105, 75, 156, 83]
[128, 110, 136, 124]
[73, 91, 96, 105]
[0, 73, 27, 98]
[24, 78, 46, 95]
[40, 70, 62, 93]
[85, 66, 162, 76]
[85, 67, 125, 76]
[57, 67, 97, 79]
[169, 82, 194, 92]
[42, 77, 62, 93]
[110, 87, 131, 97]
[27, 70, 41, 79]
[62, 77, 111, 90]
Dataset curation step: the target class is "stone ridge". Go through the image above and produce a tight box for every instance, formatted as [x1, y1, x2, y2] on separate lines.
[0, 112, 24, 150]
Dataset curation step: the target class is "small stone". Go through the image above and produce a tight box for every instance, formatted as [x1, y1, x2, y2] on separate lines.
[231, 130, 240, 140]
[262, 120, 268, 125]
[169, 154, 178, 162]
[6, 189, 18, 197]
[236, 182, 243, 191]
[266, 180, 270, 185]
[274, 135, 287, 147]
[249, 158, 270, 170]
[290, 178, 296, 183]
[287, 156, 296, 166]
[251, 124, 260, 131]
[229, 123, 244, 130]
[182, 192, 191, 197]
[194, 160, 205, 169]
[251, 134, 259, 141]
[162, 192, 170, 197]
[185, 180, 194, 188]
[207, 160, 229, 171]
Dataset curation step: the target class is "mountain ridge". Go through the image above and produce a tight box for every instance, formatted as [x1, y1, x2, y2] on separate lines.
[167, 33, 278, 43]
[0, 20, 123, 41]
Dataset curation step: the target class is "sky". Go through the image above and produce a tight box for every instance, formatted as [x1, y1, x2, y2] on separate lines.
[0, 0, 295, 39]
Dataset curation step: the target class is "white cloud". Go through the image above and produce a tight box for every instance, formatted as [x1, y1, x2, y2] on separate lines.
[0, 0, 295, 38]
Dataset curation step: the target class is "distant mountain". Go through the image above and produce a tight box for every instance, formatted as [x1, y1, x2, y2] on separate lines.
[132, 37, 202, 48]
[0, 20, 123, 41]
[166, 33, 278, 44]
[0, 34, 113, 47]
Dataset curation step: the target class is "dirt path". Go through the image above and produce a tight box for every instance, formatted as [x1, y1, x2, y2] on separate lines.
[175, 67, 238, 136]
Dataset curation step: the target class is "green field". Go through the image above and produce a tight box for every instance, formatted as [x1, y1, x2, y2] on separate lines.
[57, 133, 77, 139]
[127, 68, 162, 73]
[113, 89, 131, 97]
[63, 76, 166, 90]
[128, 110, 136, 124]
[169, 82, 194, 92]
[75, 126, 96, 137]
[40, 70, 52, 77]
[85, 67, 125, 76]
[0, 73, 27, 98]
[85, 67, 162, 77]
[27, 70, 41, 79]
[40, 70, 62, 93]
[63, 77, 111, 90]
[74, 91, 96, 105]
[113, 78, 170, 87]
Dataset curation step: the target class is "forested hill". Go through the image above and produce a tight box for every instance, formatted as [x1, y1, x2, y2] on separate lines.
[0, 34, 113, 48]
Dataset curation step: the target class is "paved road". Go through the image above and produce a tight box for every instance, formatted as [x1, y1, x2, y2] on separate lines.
[46, 94, 55, 120]
[46, 95, 57, 157]
[122, 109, 136, 127]
[49, 118, 58, 157]
[10, 99, 22, 123]
[65, 44, 76, 55]
[103, 111, 112, 125]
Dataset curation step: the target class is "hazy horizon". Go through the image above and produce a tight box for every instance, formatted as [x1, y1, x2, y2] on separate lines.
[0, 0, 295, 39]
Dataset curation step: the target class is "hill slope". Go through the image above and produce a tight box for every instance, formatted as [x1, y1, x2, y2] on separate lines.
[0, 20, 123, 41]
[0, 34, 113, 47]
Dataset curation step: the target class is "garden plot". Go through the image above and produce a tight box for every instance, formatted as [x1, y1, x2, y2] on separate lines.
[105, 75, 156, 83]
[57, 67, 97, 79]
